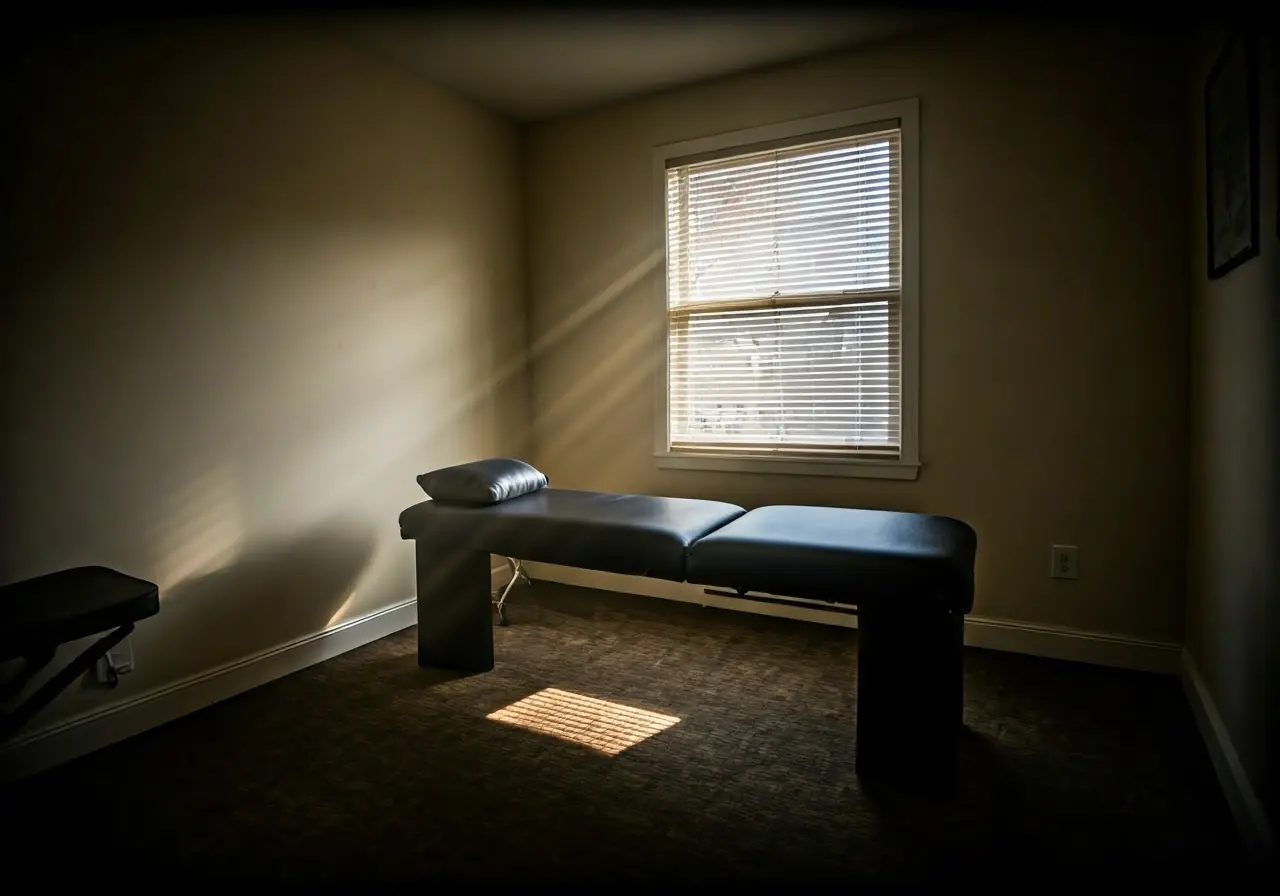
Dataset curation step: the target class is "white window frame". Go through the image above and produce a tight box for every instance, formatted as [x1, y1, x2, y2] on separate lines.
[652, 98, 921, 481]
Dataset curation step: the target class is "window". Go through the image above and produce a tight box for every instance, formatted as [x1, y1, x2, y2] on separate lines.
[654, 101, 919, 480]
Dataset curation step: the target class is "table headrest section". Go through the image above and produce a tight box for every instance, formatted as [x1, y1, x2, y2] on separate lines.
[400, 488, 746, 582]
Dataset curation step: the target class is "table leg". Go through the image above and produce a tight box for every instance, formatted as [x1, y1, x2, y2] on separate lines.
[855, 599, 964, 796]
[415, 542, 494, 673]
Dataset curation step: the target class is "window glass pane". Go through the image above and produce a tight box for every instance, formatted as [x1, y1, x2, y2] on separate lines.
[665, 127, 903, 455]
[670, 301, 899, 449]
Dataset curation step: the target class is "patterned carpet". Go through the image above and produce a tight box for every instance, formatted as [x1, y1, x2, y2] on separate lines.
[2, 582, 1248, 882]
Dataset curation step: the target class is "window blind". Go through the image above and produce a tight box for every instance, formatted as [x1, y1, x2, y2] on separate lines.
[665, 127, 901, 456]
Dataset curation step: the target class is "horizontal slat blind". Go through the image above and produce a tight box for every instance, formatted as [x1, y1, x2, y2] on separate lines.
[665, 127, 902, 454]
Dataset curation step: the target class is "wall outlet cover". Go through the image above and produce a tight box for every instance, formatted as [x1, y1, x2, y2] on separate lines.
[95, 636, 135, 684]
[1050, 545, 1078, 580]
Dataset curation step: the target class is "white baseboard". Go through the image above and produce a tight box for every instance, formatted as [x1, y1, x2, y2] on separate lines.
[1, 597, 417, 785]
[1181, 649, 1275, 864]
[962, 615, 1182, 674]
[524, 563, 1183, 675]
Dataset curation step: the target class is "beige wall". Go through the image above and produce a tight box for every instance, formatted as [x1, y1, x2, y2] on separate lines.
[0, 21, 526, 731]
[1186, 26, 1279, 830]
[525, 20, 1191, 640]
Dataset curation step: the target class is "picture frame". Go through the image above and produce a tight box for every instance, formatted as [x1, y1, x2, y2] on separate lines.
[1204, 29, 1259, 279]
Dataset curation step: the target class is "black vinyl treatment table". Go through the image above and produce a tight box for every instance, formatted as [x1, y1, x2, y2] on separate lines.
[400, 488, 977, 796]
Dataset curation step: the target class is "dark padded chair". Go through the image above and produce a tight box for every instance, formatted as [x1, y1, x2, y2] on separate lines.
[0, 566, 159, 742]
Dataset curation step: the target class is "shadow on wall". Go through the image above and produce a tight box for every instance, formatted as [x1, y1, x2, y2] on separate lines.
[148, 518, 377, 679]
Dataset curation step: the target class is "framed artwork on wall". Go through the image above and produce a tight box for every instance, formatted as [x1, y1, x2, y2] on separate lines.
[1204, 29, 1259, 278]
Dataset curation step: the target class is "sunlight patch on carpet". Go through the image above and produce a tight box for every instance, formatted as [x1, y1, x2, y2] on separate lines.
[487, 687, 680, 756]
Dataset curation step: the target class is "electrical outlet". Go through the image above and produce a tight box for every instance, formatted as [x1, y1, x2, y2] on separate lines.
[95, 636, 135, 685]
[1050, 545, 1078, 580]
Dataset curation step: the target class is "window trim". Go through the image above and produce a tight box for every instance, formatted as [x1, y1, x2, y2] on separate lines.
[651, 98, 921, 481]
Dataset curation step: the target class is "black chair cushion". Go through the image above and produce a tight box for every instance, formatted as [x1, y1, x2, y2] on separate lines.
[0, 566, 160, 659]
[399, 488, 745, 581]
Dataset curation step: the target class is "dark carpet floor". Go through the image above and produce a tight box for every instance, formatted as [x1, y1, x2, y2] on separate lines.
[2, 582, 1250, 882]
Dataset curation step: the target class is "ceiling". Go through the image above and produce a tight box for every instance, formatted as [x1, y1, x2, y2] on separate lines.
[330, 10, 962, 123]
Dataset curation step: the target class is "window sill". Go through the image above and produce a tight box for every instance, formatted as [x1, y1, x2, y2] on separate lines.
[654, 451, 921, 481]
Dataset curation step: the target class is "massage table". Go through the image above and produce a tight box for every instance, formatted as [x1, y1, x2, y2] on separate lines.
[400, 463, 976, 796]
